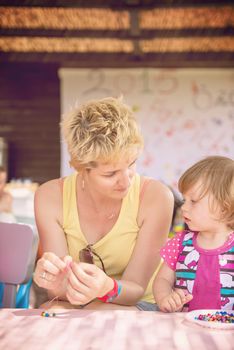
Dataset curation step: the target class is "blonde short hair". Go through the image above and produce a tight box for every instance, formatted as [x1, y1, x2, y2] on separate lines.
[178, 156, 234, 229]
[61, 97, 143, 169]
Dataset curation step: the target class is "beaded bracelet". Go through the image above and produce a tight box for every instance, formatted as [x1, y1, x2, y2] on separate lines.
[97, 279, 122, 303]
[41, 311, 56, 317]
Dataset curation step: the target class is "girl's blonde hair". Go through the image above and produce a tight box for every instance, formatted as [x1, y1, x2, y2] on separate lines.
[61, 97, 143, 169]
[178, 156, 234, 229]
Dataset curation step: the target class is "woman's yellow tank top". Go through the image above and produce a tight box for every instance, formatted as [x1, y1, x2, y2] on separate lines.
[62, 172, 156, 303]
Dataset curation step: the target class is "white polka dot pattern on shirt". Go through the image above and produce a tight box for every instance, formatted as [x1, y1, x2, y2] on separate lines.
[160, 231, 184, 269]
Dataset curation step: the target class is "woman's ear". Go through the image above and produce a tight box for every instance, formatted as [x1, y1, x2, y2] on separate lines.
[70, 159, 82, 172]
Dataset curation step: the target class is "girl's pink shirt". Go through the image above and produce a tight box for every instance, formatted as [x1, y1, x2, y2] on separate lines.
[160, 231, 234, 311]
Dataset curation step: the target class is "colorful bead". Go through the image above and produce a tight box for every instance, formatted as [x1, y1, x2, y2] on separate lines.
[195, 311, 234, 323]
[41, 311, 56, 317]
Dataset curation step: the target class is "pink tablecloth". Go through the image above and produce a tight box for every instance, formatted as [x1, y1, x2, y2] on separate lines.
[0, 309, 233, 350]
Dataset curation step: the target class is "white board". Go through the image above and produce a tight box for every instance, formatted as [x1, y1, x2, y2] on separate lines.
[59, 68, 234, 188]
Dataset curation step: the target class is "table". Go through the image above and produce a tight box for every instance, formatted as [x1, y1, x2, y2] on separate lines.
[0, 309, 233, 350]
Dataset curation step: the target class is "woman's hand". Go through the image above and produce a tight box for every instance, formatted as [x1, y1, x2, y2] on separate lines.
[158, 289, 193, 312]
[34, 252, 72, 290]
[66, 262, 114, 305]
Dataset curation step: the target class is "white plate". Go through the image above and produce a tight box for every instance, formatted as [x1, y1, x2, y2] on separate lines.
[185, 309, 234, 330]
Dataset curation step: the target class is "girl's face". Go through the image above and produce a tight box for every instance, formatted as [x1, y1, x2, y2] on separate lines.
[181, 181, 225, 234]
[83, 154, 137, 200]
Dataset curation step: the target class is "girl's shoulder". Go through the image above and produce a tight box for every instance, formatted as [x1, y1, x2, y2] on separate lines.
[167, 229, 194, 247]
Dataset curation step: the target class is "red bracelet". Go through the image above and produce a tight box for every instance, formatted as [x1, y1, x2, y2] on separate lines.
[97, 279, 121, 303]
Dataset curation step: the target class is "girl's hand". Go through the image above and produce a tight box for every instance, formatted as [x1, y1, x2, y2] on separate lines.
[66, 262, 114, 305]
[158, 289, 193, 312]
[34, 252, 72, 290]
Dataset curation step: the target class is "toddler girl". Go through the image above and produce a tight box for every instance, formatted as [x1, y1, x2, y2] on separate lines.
[153, 156, 234, 312]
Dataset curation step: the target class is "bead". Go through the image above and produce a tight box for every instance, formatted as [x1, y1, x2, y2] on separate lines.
[195, 311, 234, 323]
[41, 310, 56, 317]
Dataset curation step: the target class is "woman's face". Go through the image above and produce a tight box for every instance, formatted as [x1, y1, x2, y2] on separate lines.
[84, 154, 137, 199]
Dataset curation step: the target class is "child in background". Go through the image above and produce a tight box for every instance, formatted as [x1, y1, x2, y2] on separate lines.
[153, 156, 234, 312]
[0, 166, 16, 223]
[0, 166, 12, 213]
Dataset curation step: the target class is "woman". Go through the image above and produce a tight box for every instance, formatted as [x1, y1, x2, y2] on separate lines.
[33, 97, 174, 311]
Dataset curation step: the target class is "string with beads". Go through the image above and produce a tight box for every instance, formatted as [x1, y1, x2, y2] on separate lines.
[40, 295, 59, 317]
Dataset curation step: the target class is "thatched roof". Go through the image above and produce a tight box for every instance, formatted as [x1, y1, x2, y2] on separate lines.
[0, 1, 233, 67]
